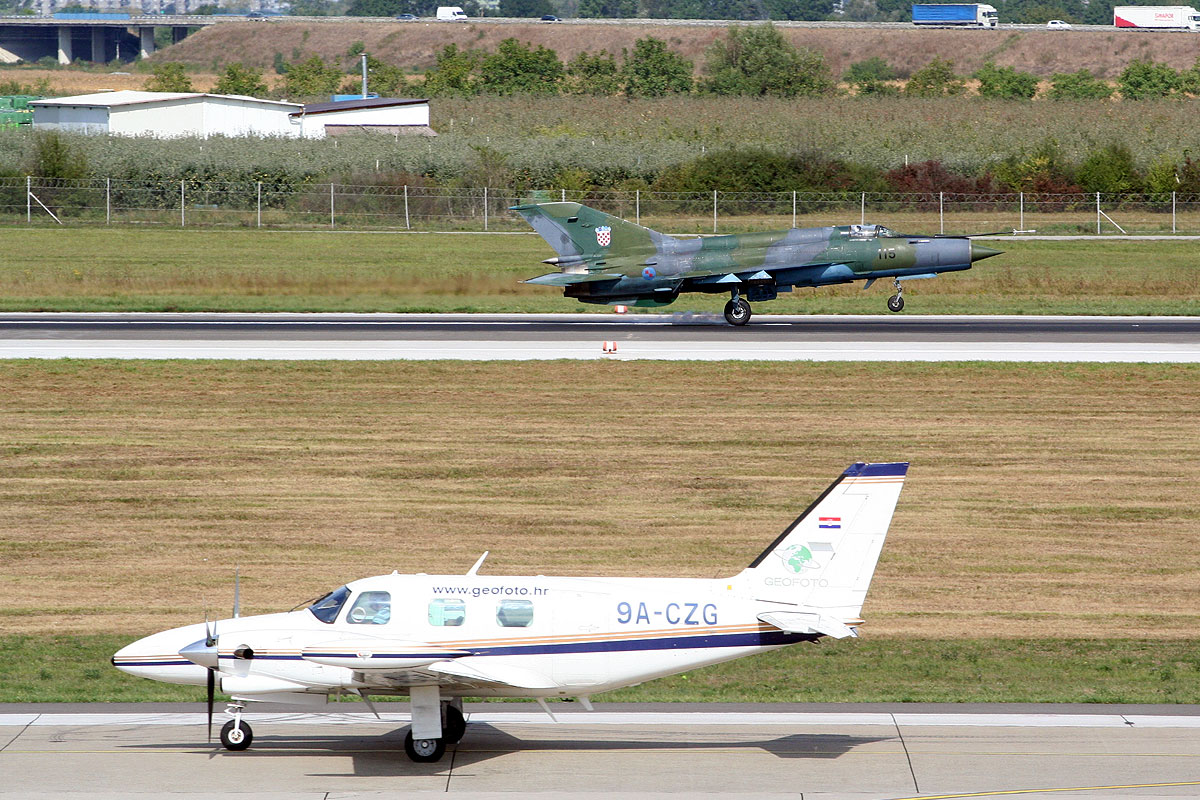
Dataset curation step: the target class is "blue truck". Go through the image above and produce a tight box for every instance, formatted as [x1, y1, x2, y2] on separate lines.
[912, 3, 999, 26]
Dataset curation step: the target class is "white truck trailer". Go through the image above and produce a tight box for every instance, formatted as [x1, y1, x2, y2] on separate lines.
[1113, 6, 1200, 30]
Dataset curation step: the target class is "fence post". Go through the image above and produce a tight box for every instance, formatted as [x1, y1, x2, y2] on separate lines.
[26, 175, 30, 223]
[404, 184, 410, 230]
[484, 186, 488, 232]
[1172, 190, 1176, 233]
[330, 183, 335, 229]
[1019, 192, 1023, 232]
[939, 191, 944, 235]
[106, 178, 111, 225]
[256, 181, 262, 228]
[180, 179, 185, 227]
[1096, 192, 1100, 234]
[635, 189, 640, 226]
[792, 190, 796, 228]
[860, 192, 865, 225]
[713, 189, 717, 234]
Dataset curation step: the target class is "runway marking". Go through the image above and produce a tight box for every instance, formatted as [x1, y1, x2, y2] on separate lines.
[885, 780, 1200, 799]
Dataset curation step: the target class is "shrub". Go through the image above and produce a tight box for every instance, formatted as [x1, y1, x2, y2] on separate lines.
[567, 50, 621, 96]
[281, 56, 344, 100]
[990, 139, 1080, 193]
[904, 57, 964, 97]
[420, 45, 483, 97]
[143, 63, 192, 92]
[843, 57, 896, 85]
[1076, 143, 1141, 193]
[1047, 70, 1113, 101]
[702, 24, 834, 98]
[478, 39, 564, 96]
[620, 38, 693, 98]
[1118, 59, 1179, 100]
[29, 131, 87, 182]
[653, 148, 883, 194]
[884, 160, 994, 194]
[213, 63, 268, 98]
[973, 61, 1038, 100]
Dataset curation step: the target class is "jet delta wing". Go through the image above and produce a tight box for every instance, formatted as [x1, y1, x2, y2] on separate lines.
[513, 202, 1006, 325]
[114, 461, 909, 763]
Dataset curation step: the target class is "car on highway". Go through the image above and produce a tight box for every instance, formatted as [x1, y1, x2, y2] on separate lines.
[540, 14, 561, 21]
[396, 12, 418, 19]
[1046, 18, 1072, 28]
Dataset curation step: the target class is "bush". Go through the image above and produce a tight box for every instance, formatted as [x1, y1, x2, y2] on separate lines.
[702, 24, 834, 98]
[884, 160, 994, 194]
[904, 57, 964, 97]
[843, 57, 896, 85]
[419, 45, 483, 97]
[653, 147, 883, 194]
[973, 61, 1038, 100]
[281, 56, 344, 100]
[620, 37, 693, 98]
[990, 139, 1080, 193]
[1047, 70, 1113, 101]
[1118, 59, 1179, 100]
[478, 39, 564, 96]
[1076, 143, 1141, 193]
[567, 50, 621, 96]
[143, 63, 192, 93]
[213, 63, 268, 98]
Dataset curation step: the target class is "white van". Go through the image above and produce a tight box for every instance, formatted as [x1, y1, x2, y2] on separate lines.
[436, 6, 469, 20]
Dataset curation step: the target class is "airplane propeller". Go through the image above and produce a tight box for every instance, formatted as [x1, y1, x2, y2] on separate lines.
[204, 618, 217, 742]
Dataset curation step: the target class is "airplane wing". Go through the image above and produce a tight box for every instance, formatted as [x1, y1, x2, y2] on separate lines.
[682, 263, 849, 289]
[523, 272, 623, 287]
[424, 658, 558, 690]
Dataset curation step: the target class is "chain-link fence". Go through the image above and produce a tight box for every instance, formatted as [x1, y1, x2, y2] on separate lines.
[4, 177, 1199, 234]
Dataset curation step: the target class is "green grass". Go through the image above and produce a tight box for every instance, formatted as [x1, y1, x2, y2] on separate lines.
[6, 635, 1199, 704]
[1, 229, 1196, 315]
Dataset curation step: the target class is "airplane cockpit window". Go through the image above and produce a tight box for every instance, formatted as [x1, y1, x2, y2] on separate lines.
[875, 225, 895, 238]
[496, 599, 534, 627]
[347, 591, 391, 625]
[849, 224, 876, 239]
[307, 585, 351, 624]
[429, 598, 466, 627]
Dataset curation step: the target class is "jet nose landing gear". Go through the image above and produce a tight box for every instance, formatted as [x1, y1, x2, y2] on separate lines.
[724, 295, 752, 326]
[887, 278, 905, 313]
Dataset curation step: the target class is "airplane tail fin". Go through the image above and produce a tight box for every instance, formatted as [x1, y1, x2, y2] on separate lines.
[510, 201, 671, 263]
[737, 462, 908, 625]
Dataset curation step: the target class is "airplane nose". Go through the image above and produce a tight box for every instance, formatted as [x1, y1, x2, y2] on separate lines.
[970, 243, 1003, 262]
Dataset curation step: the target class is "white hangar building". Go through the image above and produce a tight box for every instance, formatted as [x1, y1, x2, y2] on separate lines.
[291, 97, 435, 139]
[31, 91, 305, 138]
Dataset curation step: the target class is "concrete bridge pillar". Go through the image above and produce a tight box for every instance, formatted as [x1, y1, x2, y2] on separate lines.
[172, 26, 187, 44]
[91, 26, 107, 63]
[139, 27, 155, 60]
[57, 26, 73, 65]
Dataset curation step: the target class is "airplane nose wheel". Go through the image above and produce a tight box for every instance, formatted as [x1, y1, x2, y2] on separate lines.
[723, 297, 752, 326]
[404, 730, 446, 762]
[887, 278, 905, 313]
[219, 719, 253, 751]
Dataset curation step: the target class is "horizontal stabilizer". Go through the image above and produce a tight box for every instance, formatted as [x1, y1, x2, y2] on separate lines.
[426, 658, 557, 689]
[523, 272, 622, 287]
[757, 611, 858, 639]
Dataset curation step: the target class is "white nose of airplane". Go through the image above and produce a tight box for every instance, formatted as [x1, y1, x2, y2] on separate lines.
[111, 622, 212, 686]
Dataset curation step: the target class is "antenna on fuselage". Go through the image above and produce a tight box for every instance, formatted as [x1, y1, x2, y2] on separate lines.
[466, 552, 489, 576]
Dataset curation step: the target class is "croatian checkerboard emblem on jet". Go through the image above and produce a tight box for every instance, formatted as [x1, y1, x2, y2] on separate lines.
[514, 202, 1012, 325]
[113, 462, 908, 763]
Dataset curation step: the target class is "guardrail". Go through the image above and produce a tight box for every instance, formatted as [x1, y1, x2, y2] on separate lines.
[3, 178, 1198, 234]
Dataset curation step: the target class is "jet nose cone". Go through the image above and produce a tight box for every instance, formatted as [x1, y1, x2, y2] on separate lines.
[179, 638, 219, 670]
[970, 242, 1003, 262]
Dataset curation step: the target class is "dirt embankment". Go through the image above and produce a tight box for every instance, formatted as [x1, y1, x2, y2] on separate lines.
[153, 21, 1200, 79]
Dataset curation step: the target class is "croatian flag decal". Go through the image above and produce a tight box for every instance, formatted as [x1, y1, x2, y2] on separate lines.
[818, 517, 841, 529]
[595, 225, 612, 247]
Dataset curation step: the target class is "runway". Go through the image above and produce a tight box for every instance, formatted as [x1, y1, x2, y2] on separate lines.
[2, 703, 1199, 798]
[1, 313, 1198, 362]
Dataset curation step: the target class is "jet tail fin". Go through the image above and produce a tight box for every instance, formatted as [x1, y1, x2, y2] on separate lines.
[737, 462, 908, 622]
[510, 201, 672, 262]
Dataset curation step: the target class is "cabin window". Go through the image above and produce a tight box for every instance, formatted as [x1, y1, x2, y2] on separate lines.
[496, 599, 534, 627]
[347, 591, 391, 625]
[307, 585, 351, 624]
[429, 598, 466, 627]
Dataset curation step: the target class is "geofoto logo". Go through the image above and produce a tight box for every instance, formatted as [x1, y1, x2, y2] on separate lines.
[764, 577, 829, 588]
[775, 544, 820, 573]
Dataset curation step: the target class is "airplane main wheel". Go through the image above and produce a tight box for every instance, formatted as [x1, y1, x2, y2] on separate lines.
[443, 705, 466, 745]
[404, 730, 446, 763]
[887, 294, 905, 313]
[724, 298, 752, 326]
[220, 719, 253, 751]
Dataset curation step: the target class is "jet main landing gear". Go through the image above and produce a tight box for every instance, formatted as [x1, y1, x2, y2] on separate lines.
[887, 277, 905, 313]
[724, 295, 752, 326]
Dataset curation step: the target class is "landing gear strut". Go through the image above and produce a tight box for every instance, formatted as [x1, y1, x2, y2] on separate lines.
[219, 701, 253, 751]
[887, 278, 905, 313]
[403, 684, 450, 763]
[724, 292, 752, 326]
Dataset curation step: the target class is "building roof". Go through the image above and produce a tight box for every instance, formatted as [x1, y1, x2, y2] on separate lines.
[293, 97, 429, 117]
[30, 90, 301, 110]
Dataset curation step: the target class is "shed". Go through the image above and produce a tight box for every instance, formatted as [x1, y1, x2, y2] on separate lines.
[30, 90, 304, 138]
[290, 97, 435, 139]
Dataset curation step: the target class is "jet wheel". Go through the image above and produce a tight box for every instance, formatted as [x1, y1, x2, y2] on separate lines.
[887, 294, 905, 313]
[723, 298, 752, 326]
[404, 730, 446, 762]
[443, 705, 466, 745]
[220, 719, 253, 751]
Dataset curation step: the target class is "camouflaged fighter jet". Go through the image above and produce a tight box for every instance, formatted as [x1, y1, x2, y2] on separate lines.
[513, 202, 1007, 325]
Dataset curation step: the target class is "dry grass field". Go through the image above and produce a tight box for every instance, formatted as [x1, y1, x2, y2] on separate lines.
[153, 22, 1200, 79]
[2, 360, 1196, 644]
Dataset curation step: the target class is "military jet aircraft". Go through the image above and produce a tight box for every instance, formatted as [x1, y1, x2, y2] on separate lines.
[514, 202, 1008, 325]
[113, 461, 907, 763]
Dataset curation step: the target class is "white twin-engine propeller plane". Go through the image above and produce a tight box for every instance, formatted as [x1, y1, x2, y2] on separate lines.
[113, 461, 907, 762]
